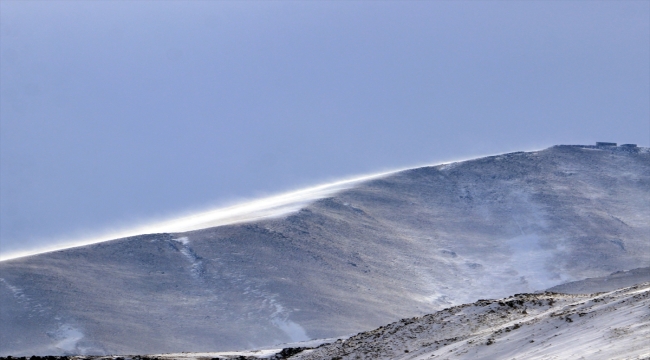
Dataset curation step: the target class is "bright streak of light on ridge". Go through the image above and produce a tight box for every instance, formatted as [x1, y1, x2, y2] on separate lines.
[0, 168, 400, 261]
[0, 150, 524, 262]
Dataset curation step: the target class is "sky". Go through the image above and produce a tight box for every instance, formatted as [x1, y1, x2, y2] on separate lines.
[1, 1, 649, 258]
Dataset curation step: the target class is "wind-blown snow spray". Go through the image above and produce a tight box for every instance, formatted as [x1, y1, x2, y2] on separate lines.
[0, 151, 508, 262]
[0, 169, 397, 261]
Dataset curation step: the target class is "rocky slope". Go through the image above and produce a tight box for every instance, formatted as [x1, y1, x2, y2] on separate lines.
[290, 282, 650, 360]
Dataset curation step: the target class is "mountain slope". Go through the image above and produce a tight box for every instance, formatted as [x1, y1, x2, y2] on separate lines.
[1, 145, 649, 355]
[291, 282, 650, 360]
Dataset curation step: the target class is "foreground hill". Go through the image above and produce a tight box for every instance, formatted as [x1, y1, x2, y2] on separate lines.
[1, 144, 649, 355]
[290, 282, 650, 360]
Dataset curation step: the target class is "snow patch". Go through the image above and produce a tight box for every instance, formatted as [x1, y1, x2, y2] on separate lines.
[48, 324, 84, 354]
[270, 301, 309, 342]
[172, 236, 189, 245]
[169, 238, 204, 279]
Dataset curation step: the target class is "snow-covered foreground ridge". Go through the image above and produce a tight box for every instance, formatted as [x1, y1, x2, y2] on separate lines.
[292, 282, 650, 360]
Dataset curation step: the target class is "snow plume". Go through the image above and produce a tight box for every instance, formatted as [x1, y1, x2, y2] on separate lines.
[0, 170, 396, 261]
[0, 150, 512, 262]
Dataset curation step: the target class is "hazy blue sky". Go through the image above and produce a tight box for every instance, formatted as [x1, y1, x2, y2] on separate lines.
[1, 1, 649, 256]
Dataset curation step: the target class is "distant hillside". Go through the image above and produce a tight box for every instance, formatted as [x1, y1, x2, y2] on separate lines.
[1, 145, 649, 355]
[546, 266, 650, 294]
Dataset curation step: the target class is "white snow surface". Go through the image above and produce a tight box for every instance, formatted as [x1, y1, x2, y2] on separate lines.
[144, 337, 348, 360]
[292, 283, 650, 360]
[150, 349, 281, 359]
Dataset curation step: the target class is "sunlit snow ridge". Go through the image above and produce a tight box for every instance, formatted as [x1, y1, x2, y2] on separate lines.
[1, 169, 402, 261]
[0, 151, 518, 262]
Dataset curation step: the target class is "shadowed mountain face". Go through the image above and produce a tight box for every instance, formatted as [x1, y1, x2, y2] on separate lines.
[1, 145, 649, 355]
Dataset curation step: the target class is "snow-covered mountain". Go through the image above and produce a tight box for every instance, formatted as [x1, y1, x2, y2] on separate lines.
[1, 144, 649, 356]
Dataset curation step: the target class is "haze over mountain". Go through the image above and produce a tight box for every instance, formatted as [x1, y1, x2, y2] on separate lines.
[1, 144, 649, 356]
